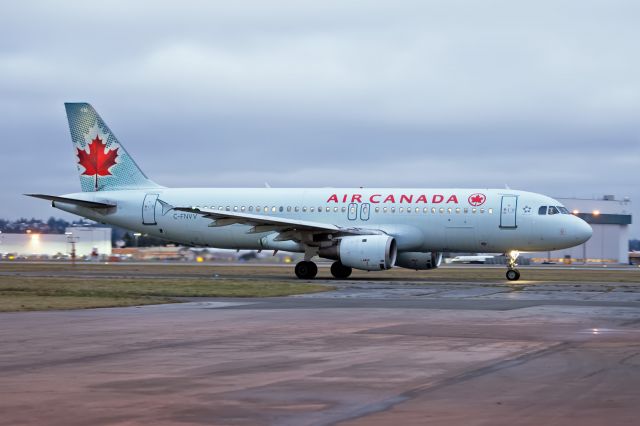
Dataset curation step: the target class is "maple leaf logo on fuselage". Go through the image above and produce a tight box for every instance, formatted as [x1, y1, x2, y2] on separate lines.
[77, 136, 119, 177]
[468, 193, 487, 206]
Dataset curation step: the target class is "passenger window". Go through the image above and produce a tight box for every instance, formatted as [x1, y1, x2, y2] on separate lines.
[391, 207, 396, 213]
[480, 208, 485, 214]
[375, 207, 380, 213]
[488, 208, 493, 214]
[447, 208, 452, 214]
[464, 208, 468, 213]
[287, 206, 291, 212]
[439, 208, 444, 214]
[295, 207, 299, 212]
[334, 207, 339, 212]
[241, 206, 245, 212]
[423, 207, 428, 213]
[302, 207, 307, 212]
[455, 208, 460, 214]
[341, 206, 346, 213]
[249, 206, 253, 212]
[399, 207, 404, 213]
[472, 208, 477, 213]
[326, 207, 330, 212]
[538, 206, 547, 215]
[431, 207, 436, 214]
[279, 206, 283, 212]
[548, 206, 559, 215]
[233, 206, 238, 211]
[310, 207, 315, 212]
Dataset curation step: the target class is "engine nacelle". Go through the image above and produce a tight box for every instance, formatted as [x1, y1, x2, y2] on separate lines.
[395, 251, 442, 270]
[334, 235, 397, 271]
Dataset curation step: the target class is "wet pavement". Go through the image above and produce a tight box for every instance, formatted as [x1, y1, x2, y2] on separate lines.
[2, 279, 640, 425]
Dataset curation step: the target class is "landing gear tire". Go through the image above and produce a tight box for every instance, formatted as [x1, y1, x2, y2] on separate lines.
[295, 261, 318, 279]
[330, 261, 352, 279]
[506, 269, 521, 281]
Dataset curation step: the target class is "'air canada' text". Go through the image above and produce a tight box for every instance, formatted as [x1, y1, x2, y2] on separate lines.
[326, 194, 459, 204]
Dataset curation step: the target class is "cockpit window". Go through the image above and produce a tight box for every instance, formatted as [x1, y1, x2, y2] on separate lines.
[538, 206, 547, 215]
[548, 206, 559, 215]
[557, 206, 569, 214]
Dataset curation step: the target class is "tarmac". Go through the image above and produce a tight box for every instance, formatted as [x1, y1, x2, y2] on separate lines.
[2, 275, 640, 425]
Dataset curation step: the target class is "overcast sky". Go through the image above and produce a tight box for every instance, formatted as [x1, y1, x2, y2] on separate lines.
[1, 1, 639, 236]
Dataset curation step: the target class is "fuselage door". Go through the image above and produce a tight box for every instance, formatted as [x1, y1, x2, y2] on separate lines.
[347, 203, 358, 221]
[142, 193, 159, 225]
[500, 195, 518, 228]
[360, 203, 370, 221]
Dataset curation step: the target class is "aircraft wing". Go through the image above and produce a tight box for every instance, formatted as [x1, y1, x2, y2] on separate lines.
[172, 206, 374, 235]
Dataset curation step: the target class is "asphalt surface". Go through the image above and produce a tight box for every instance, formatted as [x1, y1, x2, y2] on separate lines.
[2, 276, 640, 425]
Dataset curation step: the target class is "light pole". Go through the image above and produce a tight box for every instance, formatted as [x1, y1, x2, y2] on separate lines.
[66, 232, 79, 266]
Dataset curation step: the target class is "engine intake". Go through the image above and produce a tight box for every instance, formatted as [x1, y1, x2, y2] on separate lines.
[395, 251, 442, 270]
[321, 235, 397, 271]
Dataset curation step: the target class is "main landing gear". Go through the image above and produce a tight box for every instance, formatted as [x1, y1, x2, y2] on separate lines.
[330, 261, 352, 279]
[294, 260, 353, 279]
[505, 250, 521, 281]
[295, 261, 318, 279]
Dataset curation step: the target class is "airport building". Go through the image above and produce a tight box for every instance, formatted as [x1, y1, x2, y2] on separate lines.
[0, 227, 112, 259]
[527, 195, 632, 264]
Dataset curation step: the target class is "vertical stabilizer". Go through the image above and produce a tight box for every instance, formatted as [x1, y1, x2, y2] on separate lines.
[65, 103, 161, 192]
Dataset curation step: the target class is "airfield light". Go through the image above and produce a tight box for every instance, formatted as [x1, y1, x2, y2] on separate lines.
[30, 233, 40, 246]
[592, 210, 600, 216]
[572, 209, 579, 215]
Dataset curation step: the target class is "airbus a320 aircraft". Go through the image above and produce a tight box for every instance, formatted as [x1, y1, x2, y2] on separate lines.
[27, 103, 592, 281]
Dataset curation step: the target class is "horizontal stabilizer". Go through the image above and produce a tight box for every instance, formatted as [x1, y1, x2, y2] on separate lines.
[25, 194, 116, 209]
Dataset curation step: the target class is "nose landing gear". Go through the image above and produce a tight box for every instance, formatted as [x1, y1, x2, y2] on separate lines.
[506, 250, 520, 281]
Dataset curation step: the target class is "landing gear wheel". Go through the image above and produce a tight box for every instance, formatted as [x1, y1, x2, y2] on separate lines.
[330, 261, 352, 279]
[295, 261, 318, 279]
[506, 269, 521, 281]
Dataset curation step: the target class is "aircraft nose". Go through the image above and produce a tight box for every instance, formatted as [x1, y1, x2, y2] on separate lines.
[572, 216, 592, 244]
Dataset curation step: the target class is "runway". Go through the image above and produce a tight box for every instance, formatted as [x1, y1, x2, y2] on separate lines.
[2, 276, 640, 425]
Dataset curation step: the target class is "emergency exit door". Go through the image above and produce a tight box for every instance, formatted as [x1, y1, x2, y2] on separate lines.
[142, 193, 159, 225]
[500, 195, 517, 228]
[360, 203, 370, 221]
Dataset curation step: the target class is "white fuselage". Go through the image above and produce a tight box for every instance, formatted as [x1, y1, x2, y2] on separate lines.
[52, 187, 592, 254]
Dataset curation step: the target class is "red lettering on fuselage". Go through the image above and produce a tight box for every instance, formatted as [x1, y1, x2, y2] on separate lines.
[326, 193, 461, 204]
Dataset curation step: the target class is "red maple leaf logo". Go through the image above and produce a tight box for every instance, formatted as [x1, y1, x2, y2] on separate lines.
[468, 193, 486, 206]
[77, 136, 118, 177]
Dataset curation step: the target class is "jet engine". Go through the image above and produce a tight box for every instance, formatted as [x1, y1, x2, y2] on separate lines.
[319, 235, 397, 271]
[395, 251, 442, 270]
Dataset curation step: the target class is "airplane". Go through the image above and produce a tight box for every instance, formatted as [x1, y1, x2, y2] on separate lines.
[26, 103, 592, 281]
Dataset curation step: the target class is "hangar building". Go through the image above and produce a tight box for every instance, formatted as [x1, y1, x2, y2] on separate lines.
[528, 195, 632, 264]
[0, 227, 112, 258]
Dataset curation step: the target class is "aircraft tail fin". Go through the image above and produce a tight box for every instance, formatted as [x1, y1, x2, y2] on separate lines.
[64, 103, 162, 192]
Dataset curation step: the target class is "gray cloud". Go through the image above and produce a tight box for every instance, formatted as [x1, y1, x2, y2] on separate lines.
[1, 1, 639, 235]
